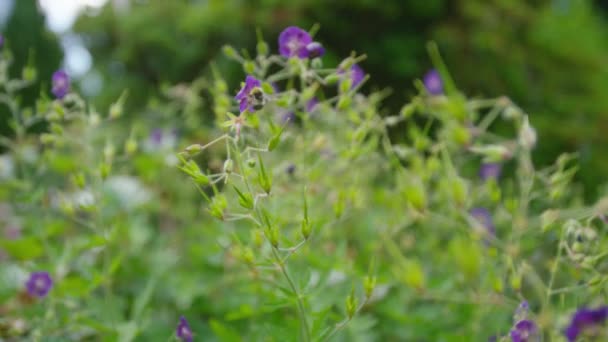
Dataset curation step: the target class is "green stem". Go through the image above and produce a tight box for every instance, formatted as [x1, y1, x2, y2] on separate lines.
[270, 247, 310, 342]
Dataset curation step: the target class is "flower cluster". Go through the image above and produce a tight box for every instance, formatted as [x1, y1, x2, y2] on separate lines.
[278, 26, 325, 59]
[565, 306, 608, 342]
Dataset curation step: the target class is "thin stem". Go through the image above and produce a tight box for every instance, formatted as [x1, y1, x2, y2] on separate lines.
[270, 247, 310, 342]
[546, 226, 566, 303]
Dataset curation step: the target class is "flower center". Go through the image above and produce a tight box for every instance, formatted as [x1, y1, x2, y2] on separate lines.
[287, 38, 301, 54]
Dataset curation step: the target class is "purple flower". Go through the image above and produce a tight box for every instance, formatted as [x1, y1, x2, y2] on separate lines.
[150, 128, 163, 145]
[565, 306, 608, 342]
[510, 319, 538, 342]
[306, 98, 319, 113]
[235, 75, 263, 113]
[338, 64, 365, 90]
[306, 42, 325, 58]
[25, 272, 53, 298]
[281, 111, 296, 124]
[480, 163, 502, 181]
[423, 69, 443, 96]
[51, 70, 70, 99]
[278, 26, 312, 59]
[470, 207, 496, 236]
[176, 316, 193, 342]
[286, 163, 296, 175]
[0, 35, 4, 48]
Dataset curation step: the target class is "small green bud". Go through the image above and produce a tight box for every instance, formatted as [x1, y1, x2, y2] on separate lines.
[72, 172, 86, 189]
[268, 226, 279, 248]
[510, 272, 522, 291]
[184, 144, 203, 156]
[104, 143, 115, 162]
[242, 247, 255, 265]
[89, 113, 101, 126]
[99, 162, 111, 180]
[50, 123, 63, 135]
[246, 158, 256, 168]
[125, 138, 138, 155]
[222, 45, 237, 58]
[40, 133, 55, 145]
[346, 288, 357, 318]
[337, 96, 351, 111]
[301, 219, 311, 239]
[22, 66, 36, 82]
[256, 41, 269, 56]
[339, 79, 352, 94]
[109, 103, 122, 119]
[261, 82, 275, 95]
[324, 74, 340, 85]
[301, 84, 318, 101]
[363, 276, 376, 299]
[223, 159, 234, 174]
[311, 57, 323, 69]
[243, 61, 256, 74]
[450, 177, 468, 207]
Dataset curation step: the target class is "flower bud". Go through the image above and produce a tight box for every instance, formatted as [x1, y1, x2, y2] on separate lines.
[256, 41, 269, 57]
[519, 116, 537, 150]
[125, 138, 138, 155]
[364, 276, 376, 299]
[337, 96, 351, 111]
[184, 144, 203, 156]
[301, 219, 311, 239]
[243, 61, 256, 74]
[223, 159, 234, 174]
[222, 45, 237, 58]
[346, 288, 357, 318]
[324, 74, 340, 85]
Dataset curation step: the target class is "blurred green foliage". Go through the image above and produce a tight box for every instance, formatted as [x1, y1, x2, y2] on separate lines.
[0, 0, 63, 138]
[72, 0, 608, 199]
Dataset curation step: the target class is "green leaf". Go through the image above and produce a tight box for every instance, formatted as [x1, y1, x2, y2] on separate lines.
[0, 237, 44, 260]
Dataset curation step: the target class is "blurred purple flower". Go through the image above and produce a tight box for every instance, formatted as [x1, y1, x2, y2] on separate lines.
[25, 272, 53, 298]
[235, 75, 262, 113]
[480, 163, 502, 181]
[306, 98, 319, 113]
[286, 163, 296, 175]
[510, 319, 538, 342]
[423, 69, 443, 95]
[565, 306, 608, 342]
[150, 128, 164, 145]
[0, 35, 4, 48]
[51, 70, 70, 99]
[306, 42, 325, 58]
[278, 26, 312, 59]
[470, 207, 496, 236]
[281, 111, 296, 124]
[176, 316, 193, 342]
[338, 64, 365, 90]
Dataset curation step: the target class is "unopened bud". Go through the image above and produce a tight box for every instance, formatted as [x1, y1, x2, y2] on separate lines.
[519, 116, 537, 149]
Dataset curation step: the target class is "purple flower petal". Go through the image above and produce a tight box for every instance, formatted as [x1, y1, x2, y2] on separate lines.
[306, 42, 325, 58]
[565, 306, 608, 342]
[510, 319, 538, 342]
[176, 316, 193, 342]
[423, 69, 443, 96]
[52, 70, 70, 99]
[235, 75, 263, 113]
[306, 98, 319, 113]
[480, 163, 502, 181]
[25, 272, 53, 298]
[470, 207, 496, 236]
[278, 26, 312, 59]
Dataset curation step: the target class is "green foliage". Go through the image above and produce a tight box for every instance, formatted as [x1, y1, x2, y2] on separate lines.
[2, 5, 608, 342]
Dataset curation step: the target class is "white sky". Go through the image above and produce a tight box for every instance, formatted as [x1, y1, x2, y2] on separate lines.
[38, 0, 109, 33]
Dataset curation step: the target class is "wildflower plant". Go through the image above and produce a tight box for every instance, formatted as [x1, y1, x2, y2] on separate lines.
[1, 23, 608, 342]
